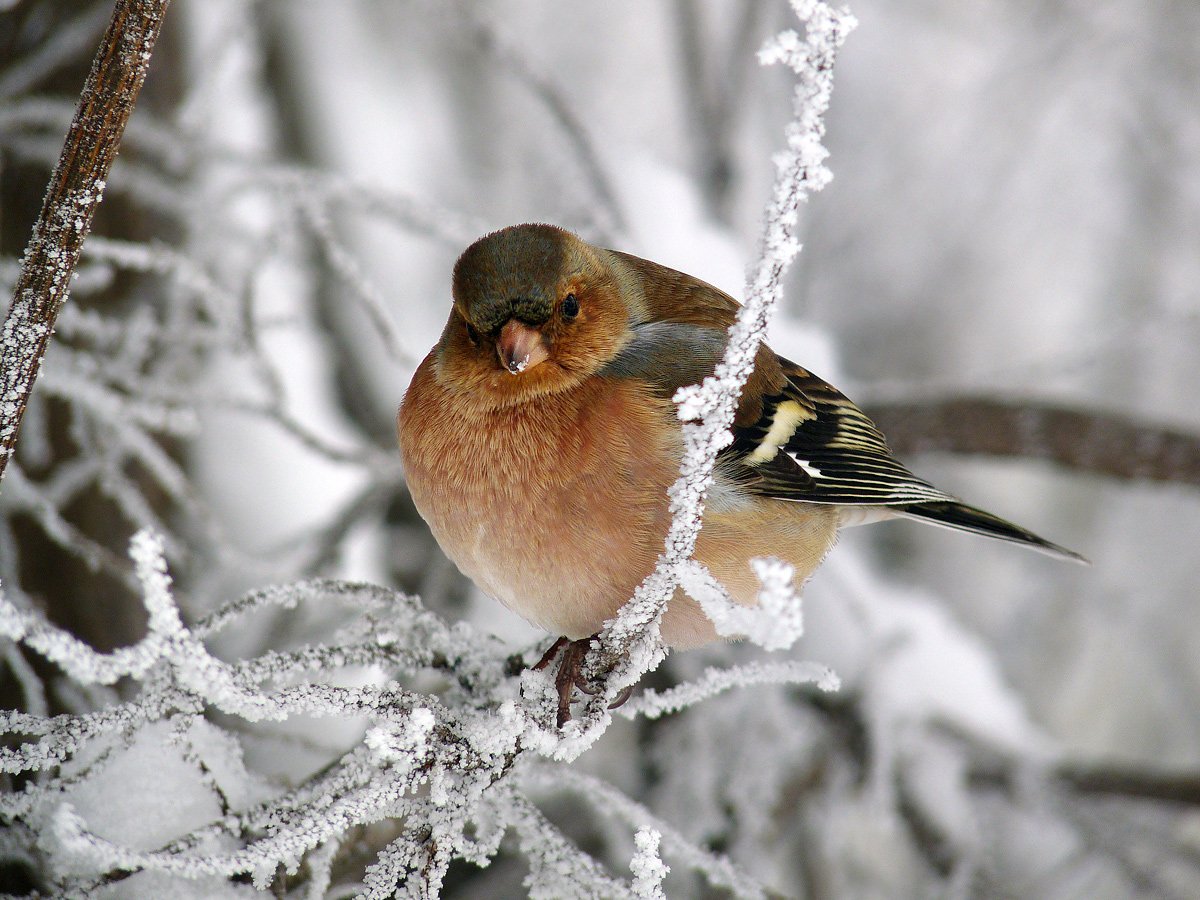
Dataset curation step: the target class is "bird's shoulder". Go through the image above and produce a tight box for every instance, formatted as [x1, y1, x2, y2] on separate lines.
[599, 250, 785, 423]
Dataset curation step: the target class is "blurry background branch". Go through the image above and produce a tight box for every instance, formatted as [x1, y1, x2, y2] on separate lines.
[673, 0, 769, 226]
[450, 2, 628, 242]
[0, 0, 171, 482]
[870, 397, 1200, 489]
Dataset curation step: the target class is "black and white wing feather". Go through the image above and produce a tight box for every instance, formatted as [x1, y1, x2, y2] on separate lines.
[594, 260, 1085, 563]
[725, 358, 1087, 562]
[727, 358, 951, 506]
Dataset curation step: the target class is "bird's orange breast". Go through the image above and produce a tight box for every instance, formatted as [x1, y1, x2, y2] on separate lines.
[398, 353, 679, 639]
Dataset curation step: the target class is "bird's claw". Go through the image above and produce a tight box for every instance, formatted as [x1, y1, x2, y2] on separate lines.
[607, 684, 634, 710]
[531, 636, 569, 672]
[552, 638, 591, 727]
[530, 635, 633, 727]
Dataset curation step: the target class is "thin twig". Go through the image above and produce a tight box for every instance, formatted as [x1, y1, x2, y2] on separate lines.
[0, 0, 171, 484]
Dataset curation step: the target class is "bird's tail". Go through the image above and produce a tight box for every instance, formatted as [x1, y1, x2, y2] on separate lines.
[899, 500, 1088, 564]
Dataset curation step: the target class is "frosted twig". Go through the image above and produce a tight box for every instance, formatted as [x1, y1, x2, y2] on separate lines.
[213, 163, 489, 249]
[677, 557, 807, 651]
[630, 828, 669, 899]
[508, 793, 635, 898]
[621, 659, 839, 721]
[585, 0, 856, 711]
[3, 464, 141, 590]
[0, 531, 176, 686]
[525, 767, 768, 900]
[295, 192, 414, 366]
[1, 639, 47, 718]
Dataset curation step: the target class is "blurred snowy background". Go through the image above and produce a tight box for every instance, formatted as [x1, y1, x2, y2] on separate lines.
[2, 0, 1199, 896]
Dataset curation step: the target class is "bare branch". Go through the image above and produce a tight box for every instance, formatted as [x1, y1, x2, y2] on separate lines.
[0, 0, 171, 484]
[969, 755, 1200, 807]
[867, 397, 1200, 489]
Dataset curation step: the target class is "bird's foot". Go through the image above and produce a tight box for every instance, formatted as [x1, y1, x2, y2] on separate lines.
[531, 636, 570, 672]
[531, 635, 632, 727]
[607, 684, 634, 710]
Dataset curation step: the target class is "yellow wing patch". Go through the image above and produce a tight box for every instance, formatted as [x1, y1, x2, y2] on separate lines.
[745, 400, 814, 465]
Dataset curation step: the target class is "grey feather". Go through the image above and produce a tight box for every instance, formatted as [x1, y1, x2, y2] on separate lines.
[600, 321, 727, 397]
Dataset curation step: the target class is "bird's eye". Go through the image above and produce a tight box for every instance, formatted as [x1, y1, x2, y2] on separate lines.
[465, 322, 481, 346]
[561, 293, 580, 319]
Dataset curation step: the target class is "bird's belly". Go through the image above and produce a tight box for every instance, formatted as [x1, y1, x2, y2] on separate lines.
[661, 497, 840, 648]
[400, 380, 678, 639]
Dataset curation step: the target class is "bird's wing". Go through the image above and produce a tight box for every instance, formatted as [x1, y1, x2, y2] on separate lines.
[725, 357, 955, 507]
[597, 250, 1085, 559]
[601, 249, 949, 506]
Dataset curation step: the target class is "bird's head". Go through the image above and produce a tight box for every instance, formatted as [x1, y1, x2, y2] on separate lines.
[436, 224, 632, 406]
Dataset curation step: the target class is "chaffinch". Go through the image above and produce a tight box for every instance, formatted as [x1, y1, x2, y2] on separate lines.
[398, 223, 1083, 721]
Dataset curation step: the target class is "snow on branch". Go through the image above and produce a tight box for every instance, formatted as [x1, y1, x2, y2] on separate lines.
[523, 767, 769, 899]
[630, 828, 669, 899]
[621, 658, 839, 721]
[677, 557, 810, 651]
[0, 530, 810, 894]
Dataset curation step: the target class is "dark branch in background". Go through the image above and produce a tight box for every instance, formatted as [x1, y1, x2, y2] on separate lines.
[868, 397, 1200, 489]
[673, 0, 767, 225]
[455, 5, 627, 241]
[0, 0, 171, 485]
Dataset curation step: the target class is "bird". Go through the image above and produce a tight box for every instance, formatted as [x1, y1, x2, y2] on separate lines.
[397, 223, 1084, 725]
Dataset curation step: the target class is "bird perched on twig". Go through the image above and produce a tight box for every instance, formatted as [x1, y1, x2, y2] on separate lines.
[398, 223, 1084, 725]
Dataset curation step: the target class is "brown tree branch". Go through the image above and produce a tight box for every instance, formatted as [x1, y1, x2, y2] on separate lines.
[0, 0, 171, 485]
[867, 396, 1200, 489]
[963, 745, 1200, 807]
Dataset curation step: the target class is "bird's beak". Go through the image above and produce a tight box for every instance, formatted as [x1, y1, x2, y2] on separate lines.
[496, 320, 549, 374]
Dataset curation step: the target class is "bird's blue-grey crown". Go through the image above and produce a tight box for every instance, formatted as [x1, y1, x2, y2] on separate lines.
[452, 224, 569, 335]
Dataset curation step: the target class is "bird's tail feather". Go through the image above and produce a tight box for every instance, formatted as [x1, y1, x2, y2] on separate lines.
[899, 500, 1088, 564]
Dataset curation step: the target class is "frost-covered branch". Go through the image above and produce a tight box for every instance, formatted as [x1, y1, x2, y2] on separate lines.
[0, 0, 171, 482]
[583, 0, 856, 717]
[620, 658, 839, 721]
[2, 531, 834, 895]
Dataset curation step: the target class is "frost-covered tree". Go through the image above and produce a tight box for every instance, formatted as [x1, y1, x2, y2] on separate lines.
[2, 1, 1200, 897]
